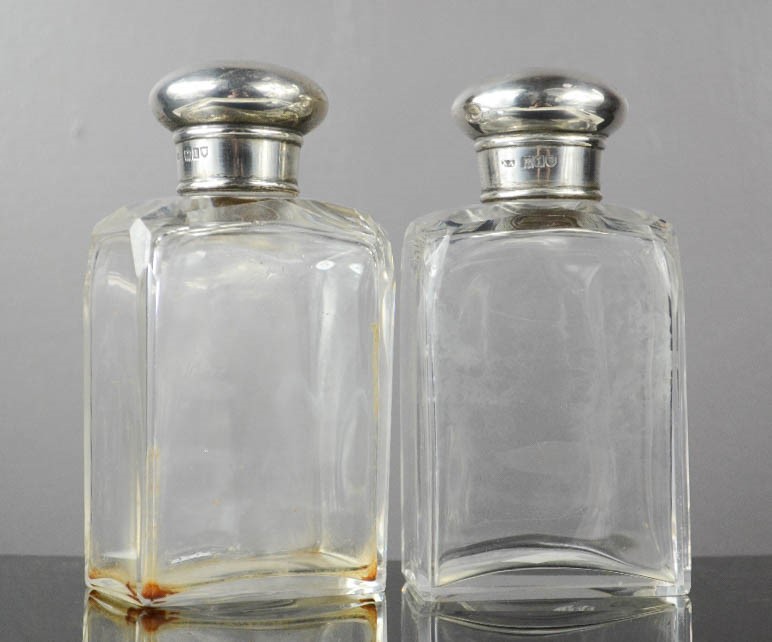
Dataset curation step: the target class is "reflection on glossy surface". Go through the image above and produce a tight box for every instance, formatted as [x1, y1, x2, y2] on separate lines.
[0, 558, 765, 640]
[84, 590, 384, 641]
[402, 589, 691, 640]
[452, 72, 625, 138]
[151, 63, 328, 134]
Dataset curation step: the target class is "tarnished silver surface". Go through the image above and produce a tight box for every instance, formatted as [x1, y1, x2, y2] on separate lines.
[452, 72, 625, 201]
[149, 63, 327, 194]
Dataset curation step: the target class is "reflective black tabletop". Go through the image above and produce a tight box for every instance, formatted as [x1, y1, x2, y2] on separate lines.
[0, 557, 770, 640]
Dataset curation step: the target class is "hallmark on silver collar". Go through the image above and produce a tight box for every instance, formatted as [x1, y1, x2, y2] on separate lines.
[502, 154, 558, 170]
[181, 146, 209, 162]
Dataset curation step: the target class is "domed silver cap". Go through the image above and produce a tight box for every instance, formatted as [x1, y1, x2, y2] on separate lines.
[452, 72, 625, 139]
[452, 72, 626, 202]
[150, 63, 328, 195]
[150, 62, 328, 134]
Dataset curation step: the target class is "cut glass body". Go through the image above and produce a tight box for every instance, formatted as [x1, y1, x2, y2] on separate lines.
[85, 195, 393, 605]
[401, 199, 689, 600]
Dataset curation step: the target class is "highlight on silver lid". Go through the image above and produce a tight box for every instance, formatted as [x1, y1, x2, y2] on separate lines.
[150, 62, 328, 134]
[452, 71, 626, 139]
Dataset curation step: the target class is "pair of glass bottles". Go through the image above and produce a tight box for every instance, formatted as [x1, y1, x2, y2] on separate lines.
[84, 63, 689, 606]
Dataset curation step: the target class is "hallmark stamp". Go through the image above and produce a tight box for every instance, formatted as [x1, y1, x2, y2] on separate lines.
[501, 154, 558, 169]
[182, 146, 209, 162]
[522, 154, 557, 169]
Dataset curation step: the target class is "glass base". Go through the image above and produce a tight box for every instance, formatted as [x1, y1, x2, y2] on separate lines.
[405, 545, 690, 601]
[406, 579, 690, 603]
[87, 552, 384, 606]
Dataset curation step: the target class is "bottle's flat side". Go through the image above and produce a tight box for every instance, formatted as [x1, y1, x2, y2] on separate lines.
[401, 202, 688, 600]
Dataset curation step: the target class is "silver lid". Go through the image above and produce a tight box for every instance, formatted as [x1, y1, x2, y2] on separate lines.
[452, 72, 626, 203]
[149, 63, 328, 194]
[150, 62, 328, 134]
[452, 72, 625, 139]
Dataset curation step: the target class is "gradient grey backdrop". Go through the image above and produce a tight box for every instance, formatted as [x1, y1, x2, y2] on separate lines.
[1, 0, 770, 557]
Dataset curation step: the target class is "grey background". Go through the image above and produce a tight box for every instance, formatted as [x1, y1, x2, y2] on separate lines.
[1, 0, 770, 557]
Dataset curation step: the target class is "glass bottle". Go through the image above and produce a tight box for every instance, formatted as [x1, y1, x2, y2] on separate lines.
[401, 73, 689, 600]
[84, 63, 394, 606]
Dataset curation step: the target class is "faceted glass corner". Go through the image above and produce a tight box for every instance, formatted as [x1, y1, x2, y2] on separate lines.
[401, 199, 689, 600]
[85, 196, 394, 605]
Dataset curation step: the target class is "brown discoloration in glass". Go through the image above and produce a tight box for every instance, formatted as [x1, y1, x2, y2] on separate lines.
[358, 558, 378, 582]
[360, 602, 379, 630]
[88, 567, 125, 582]
[125, 582, 139, 602]
[141, 581, 177, 601]
[126, 607, 179, 632]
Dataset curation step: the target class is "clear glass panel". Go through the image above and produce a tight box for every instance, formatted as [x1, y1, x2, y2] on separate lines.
[401, 200, 689, 600]
[85, 202, 167, 593]
[85, 196, 393, 605]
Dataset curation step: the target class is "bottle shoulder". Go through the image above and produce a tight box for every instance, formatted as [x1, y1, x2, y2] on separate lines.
[405, 199, 675, 248]
[89, 196, 393, 282]
[92, 196, 389, 249]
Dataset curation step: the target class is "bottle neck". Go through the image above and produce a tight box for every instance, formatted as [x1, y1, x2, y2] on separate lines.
[174, 125, 302, 196]
[475, 133, 604, 202]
